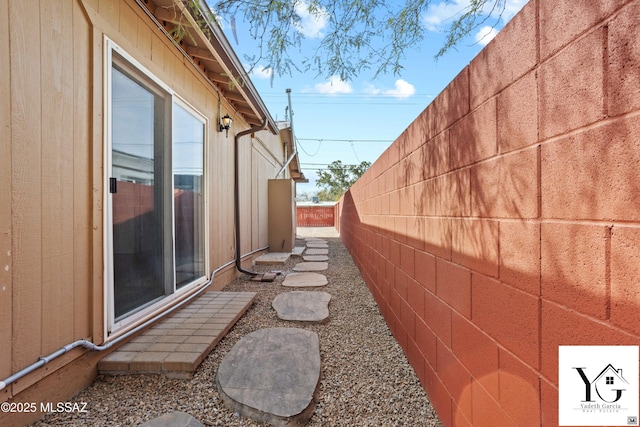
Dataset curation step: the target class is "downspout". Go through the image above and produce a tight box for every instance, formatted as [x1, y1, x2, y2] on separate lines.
[0, 261, 232, 392]
[234, 117, 269, 276]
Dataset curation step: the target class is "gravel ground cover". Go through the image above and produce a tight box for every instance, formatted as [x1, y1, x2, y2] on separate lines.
[32, 231, 442, 427]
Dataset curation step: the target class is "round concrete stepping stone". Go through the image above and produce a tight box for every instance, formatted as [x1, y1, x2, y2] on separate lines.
[303, 255, 329, 262]
[305, 248, 328, 255]
[305, 239, 326, 244]
[272, 291, 331, 323]
[216, 328, 321, 426]
[293, 261, 328, 272]
[282, 272, 328, 287]
[255, 252, 290, 264]
[306, 243, 328, 248]
[139, 411, 204, 427]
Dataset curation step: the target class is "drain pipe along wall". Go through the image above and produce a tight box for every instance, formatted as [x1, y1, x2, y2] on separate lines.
[234, 117, 269, 276]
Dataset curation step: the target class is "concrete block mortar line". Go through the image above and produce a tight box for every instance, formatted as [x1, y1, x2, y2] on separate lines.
[130, 352, 168, 372]
[184, 336, 213, 344]
[166, 328, 195, 336]
[162, 352, 201, 373]
[130, 334, 160, 343]
[119, 342, 150, 352]
[191, 329, 224, 337]
[155, 335, 188, 344]
[98, 352, 136, 371]
[146, 343, 180, 353]
[144, 328, 168, 336]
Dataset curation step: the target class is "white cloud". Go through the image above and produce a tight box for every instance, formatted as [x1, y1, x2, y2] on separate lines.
[423, 0, 527, 32]
[502, 0, 528, 21]
[362, 80, 416, 99]
[314, 76, 353, 94]
[250, 65, 273, 79]
[294, 1, 329, 39]
[422, 0, 473, 31]
[383, 79, 416, 99]
[475, 25, 499, 46]
[362, 82, 382, 96]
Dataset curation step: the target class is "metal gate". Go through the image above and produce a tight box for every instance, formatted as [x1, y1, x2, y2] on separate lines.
[296, 206, 335, 227]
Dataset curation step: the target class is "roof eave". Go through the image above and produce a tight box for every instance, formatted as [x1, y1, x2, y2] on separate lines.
[147, 0, 278, 134]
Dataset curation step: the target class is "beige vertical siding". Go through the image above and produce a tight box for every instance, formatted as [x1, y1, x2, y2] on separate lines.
[0, 0, 12, 385]
[1, 0, 286, 403]
[4, 0, 95, 376]
[72, 0, 92, 343]
[10, 0, 45, 372]
[40, 0, 76, 356]
[238, 130, 254, 257]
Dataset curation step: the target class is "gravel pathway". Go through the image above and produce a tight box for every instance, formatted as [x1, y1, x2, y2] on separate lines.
[32, 230, 442, 427]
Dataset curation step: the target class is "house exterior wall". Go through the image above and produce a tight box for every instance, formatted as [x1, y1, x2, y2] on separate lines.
[1, 2, 95, 415]
[0, 0, 285, 424]
[335, 0, 640, 425]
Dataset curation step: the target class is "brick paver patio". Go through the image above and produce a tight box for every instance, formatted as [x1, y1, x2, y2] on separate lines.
[98, 292, 256, 379]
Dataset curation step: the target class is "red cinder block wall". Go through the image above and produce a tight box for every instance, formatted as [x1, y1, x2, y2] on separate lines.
[335, 0, 640, 425]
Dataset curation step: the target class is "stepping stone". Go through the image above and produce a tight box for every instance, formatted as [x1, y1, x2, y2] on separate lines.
[250, 272, 278, 282]
[217, 328, 321, 426]
[291, 246, 305, 257]
[306, 243, 328, 248]
[272, 291, 331, 323]
[305, 239, 326, 244]
[139, 411, 204, 427]
[303, 255, 329, 262]
[293, 262, 328, 272]
[255, 252, 290, 265]
[282, 272, 328, 288]
[305, 248, 328, 255]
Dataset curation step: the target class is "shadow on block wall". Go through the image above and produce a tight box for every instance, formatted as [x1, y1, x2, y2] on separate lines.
[335, 1, 640, 423]
[338, 166, 640, 426]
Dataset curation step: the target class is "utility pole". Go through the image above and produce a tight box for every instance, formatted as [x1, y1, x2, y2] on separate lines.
[286, 88, 294, 137]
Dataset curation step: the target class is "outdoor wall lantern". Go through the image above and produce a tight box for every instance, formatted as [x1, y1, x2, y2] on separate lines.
[220, 114, 232, 137]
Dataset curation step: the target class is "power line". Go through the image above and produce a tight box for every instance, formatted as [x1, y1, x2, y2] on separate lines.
[297, 137, 393, 143]
[301, 162, 365, 167]
[300, 162, 370, 173]
[260, 93, 434, 99]
[278, 101, 426, 106]
[259, 93, 433, 106]
[296, 138, 323, 157]
[350, 141, 360, 162]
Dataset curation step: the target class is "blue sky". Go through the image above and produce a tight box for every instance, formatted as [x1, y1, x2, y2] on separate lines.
[219, 0, 528, 196]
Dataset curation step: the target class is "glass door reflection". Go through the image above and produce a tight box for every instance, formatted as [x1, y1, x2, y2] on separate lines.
[173, 104, 205, 288]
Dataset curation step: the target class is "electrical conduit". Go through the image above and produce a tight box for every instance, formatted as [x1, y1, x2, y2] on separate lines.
[0, 260, 232, 392]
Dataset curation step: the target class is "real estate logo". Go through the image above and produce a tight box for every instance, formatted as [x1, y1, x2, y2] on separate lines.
[559, 346, 639, 426]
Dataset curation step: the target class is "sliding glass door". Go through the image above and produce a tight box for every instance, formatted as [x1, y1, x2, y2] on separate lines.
[107, 43, 207, 328]
[111, 62, 170, 320]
